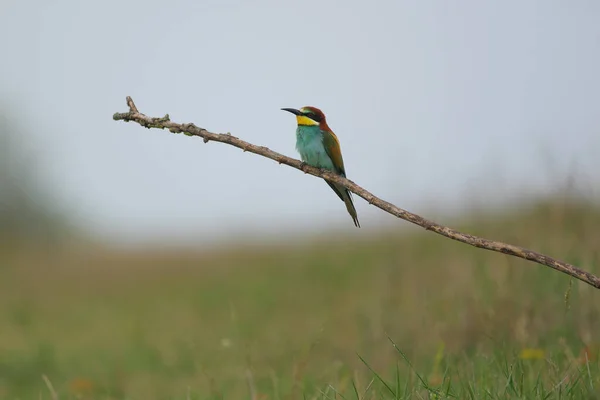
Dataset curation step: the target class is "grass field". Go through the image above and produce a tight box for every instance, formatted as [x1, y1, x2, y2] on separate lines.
[1, 198, 600, 399]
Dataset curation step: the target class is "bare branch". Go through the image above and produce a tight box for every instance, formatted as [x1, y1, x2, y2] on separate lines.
[113, 96, 600, 289]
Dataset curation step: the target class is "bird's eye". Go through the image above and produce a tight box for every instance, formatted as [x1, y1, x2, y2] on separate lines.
[306, 112, 322, 123]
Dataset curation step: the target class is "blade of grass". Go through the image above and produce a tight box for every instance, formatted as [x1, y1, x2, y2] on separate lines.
[357, 353, 396, 398]
[387, 335, 435, 393]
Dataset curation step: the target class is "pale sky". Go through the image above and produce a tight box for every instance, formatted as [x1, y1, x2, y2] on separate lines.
[2, 0, 599, 245]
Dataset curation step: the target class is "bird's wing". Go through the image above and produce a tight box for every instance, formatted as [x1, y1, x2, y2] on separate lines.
[321, 129, 346, 176]
[326, 181, 346, 202]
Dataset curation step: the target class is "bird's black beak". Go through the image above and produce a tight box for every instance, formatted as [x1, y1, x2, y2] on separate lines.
[281, 108, 302, 116]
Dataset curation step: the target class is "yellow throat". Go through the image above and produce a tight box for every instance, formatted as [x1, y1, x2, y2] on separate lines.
[296, 115, 319, 126]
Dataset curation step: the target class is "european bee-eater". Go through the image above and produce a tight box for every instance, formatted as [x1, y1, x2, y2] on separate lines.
[281, 106, 360, 227]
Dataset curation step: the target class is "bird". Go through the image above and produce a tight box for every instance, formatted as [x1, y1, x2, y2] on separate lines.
[281, 106, 360, 227]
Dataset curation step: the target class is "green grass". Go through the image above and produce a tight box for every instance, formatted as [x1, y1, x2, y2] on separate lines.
[1, 198, 600, 399]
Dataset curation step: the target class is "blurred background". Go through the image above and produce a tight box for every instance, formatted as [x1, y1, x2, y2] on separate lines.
[1, 0, 599, 398]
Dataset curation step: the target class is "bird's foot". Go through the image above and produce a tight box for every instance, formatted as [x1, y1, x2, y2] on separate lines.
[300, 161, 309, 173]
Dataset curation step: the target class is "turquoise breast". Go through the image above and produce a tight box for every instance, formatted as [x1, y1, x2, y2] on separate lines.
[295, 125, 335, 171]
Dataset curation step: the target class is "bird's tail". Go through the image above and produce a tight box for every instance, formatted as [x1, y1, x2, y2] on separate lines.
[339, 185, 360, 228]
[326, 182, 361, 228]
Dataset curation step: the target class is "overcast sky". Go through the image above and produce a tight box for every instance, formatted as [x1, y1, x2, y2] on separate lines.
[2, 0, 599, 245]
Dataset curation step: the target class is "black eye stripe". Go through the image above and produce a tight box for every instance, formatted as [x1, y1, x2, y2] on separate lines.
[305, 112, 322, 123]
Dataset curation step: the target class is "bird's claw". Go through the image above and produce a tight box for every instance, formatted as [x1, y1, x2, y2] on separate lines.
[300, 161, 308, 173]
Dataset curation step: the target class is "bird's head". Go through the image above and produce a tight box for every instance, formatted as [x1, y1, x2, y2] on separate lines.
[281, 106, 327, 127]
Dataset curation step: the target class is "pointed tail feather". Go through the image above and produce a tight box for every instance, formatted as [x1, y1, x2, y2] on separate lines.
[326, 181, 360, 228]
[343, 191, 360, 227]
